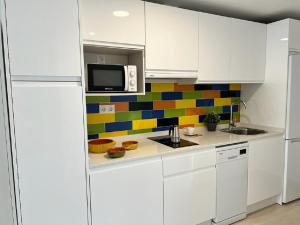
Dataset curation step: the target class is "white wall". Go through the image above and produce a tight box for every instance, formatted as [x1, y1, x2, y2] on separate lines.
[241, 19, 290, 129]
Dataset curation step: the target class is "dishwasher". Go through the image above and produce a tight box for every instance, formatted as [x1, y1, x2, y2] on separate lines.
[213, 142, 249, 225]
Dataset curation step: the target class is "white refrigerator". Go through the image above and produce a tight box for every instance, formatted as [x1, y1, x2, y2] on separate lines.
[283, 53, 300, 203]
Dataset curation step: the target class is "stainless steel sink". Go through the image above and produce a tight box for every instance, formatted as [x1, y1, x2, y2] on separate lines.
[220, 127, 267, 135]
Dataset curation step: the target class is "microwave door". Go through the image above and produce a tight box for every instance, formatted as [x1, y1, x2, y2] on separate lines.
[87, 64, 126, 92]
[124, 66, 129, 91]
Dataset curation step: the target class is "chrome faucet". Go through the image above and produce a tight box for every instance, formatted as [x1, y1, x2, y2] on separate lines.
[229, 100, 247, 130]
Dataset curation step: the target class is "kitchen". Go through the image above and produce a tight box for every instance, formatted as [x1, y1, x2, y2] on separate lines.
[0, 0, 300, 225]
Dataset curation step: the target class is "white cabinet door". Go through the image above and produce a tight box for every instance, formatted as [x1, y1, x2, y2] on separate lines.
[145, 2, 198, 75]
[283, 140, 300, 203]
[289, 19, 300, 50]
[12, 82, 88, 225]
[5, 0, 81, 77]
[90, 158, 163, 225]
[164, 167, 216, 225]
[81, 0, 145, 46]
[0, 77, 14, 225]
[248, 135, 284, 206]
[230, 19, 266, 82]
[198, 13, 231, 83]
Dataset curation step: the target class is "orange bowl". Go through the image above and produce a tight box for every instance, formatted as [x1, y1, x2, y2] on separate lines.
[122, 141, 139, 150]
[88, 139, 116, 153]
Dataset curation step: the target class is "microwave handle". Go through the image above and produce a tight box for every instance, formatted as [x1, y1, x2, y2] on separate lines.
[124, 66, 129, 91]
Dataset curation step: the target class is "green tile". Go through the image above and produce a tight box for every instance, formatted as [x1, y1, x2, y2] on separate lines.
[86, 96, 110, 104]
[183, 91, 201, 99]
[87, 124, 105, 135]
[128, 129, 152, 135]
[205, 107, 223, 114]
[231, 97, 241, 105]
[115, 111, 141, 122]
[137, 92, 161, 102]
[219, 120, 229, 124]
[164, 109, 186, 118]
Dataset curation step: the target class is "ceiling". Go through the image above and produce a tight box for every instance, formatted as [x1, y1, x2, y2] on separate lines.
[146, 0, 300, 23]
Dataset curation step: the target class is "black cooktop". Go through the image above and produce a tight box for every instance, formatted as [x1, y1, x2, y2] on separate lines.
[148, 136, 198, 149]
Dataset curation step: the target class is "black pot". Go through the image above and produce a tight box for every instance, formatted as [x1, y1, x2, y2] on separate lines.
[206, 123, 217, 132]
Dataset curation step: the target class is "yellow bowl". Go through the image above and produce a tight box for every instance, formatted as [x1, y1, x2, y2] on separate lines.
[88, 139, 116, 153]
[122, 141, 139, 151]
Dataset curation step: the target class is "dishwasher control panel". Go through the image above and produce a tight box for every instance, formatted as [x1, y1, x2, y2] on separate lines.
[216, 143, 249, 163]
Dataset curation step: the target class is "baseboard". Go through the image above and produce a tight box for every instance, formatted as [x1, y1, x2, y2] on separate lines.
[247, 195, 281, 214]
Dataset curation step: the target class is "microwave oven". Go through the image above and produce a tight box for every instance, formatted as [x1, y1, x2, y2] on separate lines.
[87, 64, 137, 92]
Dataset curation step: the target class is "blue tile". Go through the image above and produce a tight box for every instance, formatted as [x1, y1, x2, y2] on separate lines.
[88, 134, 99, 140]
[86, 104, 99, 113]
[142, 110, 164, 119]
[196, 99, 214, 107]
[110, 95, 137, 102]
[105, 121, 132, 132]
[199, 115, 206, 123]
[223, 106, 231, 113]
[219, 113, 230, 120]
[223, 105, 238, 113]
[212, 84, 229, 91]
[161, 92, 183, 100]
[153, 126, 171, 132]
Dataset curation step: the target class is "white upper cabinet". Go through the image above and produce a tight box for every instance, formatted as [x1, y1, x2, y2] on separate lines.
[81, 0, 145, 46]
[145, 2, 199, 78]
[197, 14, 266, 83]
[289, 19, 300, 50]
[230, 19, 267, 82]
[4, 0, 81, 77]
[198, 13, 232, 82]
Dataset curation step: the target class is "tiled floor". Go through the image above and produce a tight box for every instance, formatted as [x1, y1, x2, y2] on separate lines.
[234, 200, 300, 225]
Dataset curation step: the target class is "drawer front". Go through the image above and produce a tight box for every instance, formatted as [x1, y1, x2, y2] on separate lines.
[162, 148, 216, 176]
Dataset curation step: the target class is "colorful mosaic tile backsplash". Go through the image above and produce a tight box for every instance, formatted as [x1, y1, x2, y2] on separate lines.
[86, 83, 241, 140]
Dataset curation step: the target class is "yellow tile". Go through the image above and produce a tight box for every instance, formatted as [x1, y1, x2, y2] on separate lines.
[230, 84, 241, 90]
[132, 119, 157, 130]
[179, 115, 199, 125]
[87, 114, 115, 124]
[214, 98, 231, 106]
[100, 131, 128, 138]
[175, 99, 196, 109]
[195, 123, 204, 128]
[151, 83, 174, 92]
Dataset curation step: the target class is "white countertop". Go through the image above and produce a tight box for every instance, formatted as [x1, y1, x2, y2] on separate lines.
[89, 124, 284, 170]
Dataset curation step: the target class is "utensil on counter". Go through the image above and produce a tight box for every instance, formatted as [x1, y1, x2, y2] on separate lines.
[169, 125, 180, 143]
[107, 147, 126, 158]
[122, 141, 139, 150]
[88, 139, 116, 153]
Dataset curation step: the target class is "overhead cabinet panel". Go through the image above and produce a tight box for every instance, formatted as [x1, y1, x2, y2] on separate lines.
[229, 19, 266, 82]
[198, 13, 232, 82]
[289, 19, 300, 50]
[4, 0, 81, 77]
[81, 0, 145, 46]
[145, 2, 199, 75]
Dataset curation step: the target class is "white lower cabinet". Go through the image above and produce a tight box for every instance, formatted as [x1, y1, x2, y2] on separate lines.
[90, 158, 163, 225]
[163, 149, 216, 225]
[247, 135, 285, 206]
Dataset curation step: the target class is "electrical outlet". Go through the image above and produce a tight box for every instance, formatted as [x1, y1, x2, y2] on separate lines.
[99, 105, 115, 114]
